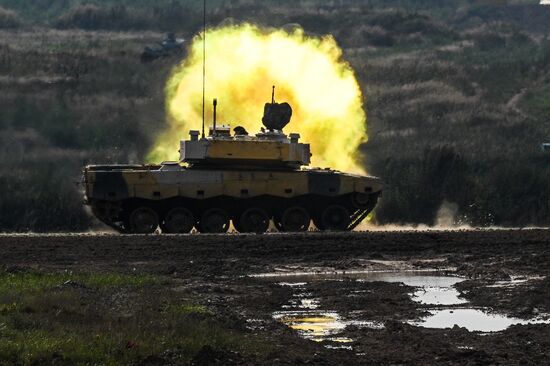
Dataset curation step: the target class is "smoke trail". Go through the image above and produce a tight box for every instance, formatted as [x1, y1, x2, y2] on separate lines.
[148, 23, 367, 173]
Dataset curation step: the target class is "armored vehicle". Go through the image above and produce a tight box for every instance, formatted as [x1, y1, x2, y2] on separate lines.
[141, 33, 185, 63]
[83, 94, 383, 234]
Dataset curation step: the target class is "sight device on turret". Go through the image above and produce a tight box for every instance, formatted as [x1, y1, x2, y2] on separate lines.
[262, 85, 292, 131]
[83, 90, 383, 234]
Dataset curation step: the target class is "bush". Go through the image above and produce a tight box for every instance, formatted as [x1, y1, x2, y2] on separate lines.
[56, 4, 144, 30]
[0, 7, 20, 29]
[363, 26, 395, 47]
[368, 10, 456, 38]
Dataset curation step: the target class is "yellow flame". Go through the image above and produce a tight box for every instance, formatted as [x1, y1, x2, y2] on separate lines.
[147, 23, 367, 173]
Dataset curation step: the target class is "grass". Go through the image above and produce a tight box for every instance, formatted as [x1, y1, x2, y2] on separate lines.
[0, 271, 165, 293]
[0, 6, 19, 28]
[522, 84, 550, 121]
[0, 302, 18, 314]
[0, 316, 258, 365]
[0, 0, 222, 25]
[0, 270, 268, 364]
[163, 303, 212, 315]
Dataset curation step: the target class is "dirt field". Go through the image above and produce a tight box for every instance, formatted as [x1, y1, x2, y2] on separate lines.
[0, 229, 550, 365]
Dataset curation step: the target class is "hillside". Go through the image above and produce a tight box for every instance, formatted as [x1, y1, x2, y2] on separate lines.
[1, 0, 550, 230]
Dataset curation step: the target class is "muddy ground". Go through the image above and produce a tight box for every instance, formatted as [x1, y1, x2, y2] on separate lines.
[1, 229, 550, 365]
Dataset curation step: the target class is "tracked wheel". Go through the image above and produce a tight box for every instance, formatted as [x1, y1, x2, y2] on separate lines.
[199, 208, 230, 233]
[321, 205, 350, 231]
[128, 207, 159, 234]
[239, 208, 269, 233]
[162, 207, 195, 233]
[351, 192, 372, 209]
[280, 206, 310, 232]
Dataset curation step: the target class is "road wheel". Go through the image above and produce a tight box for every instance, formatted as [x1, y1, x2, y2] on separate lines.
[128, 207, 158, 234]
[239, 208, 269, 233]
[281, 206, 310, 232]
[162, 207, 195, 233]
[351, 192, 371, 209]
[199, 208, 230, 233]
[321, 205, 350, 231]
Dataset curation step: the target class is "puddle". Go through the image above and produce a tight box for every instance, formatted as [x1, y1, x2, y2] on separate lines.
[275, 271, 468, 306]
[486, 276, 545, 288]
[273, 279, 385, 347]
[264, 269, 549, 346]
[353, 273, 467, 305]
[274, 311, 383, 343]
[411, 308, 550, 332]
[274, 311, 346, 342]
[277, 282, 307, 287]
[252, 268, 452, 279]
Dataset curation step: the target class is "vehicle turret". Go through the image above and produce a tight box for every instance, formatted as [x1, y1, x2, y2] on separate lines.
[180, 90, 311, 170]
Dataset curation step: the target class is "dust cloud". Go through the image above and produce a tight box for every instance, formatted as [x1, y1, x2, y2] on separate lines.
[435, 201, 460, 227]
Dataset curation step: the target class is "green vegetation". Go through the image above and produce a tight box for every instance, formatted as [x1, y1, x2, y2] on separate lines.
[0, 311, 254, 365]
[1, 1, 550, 229]
[522, 83, 550, 121]
[0, 6, 19, 28]
[0, 270, 265, 364]
[163, 303, 212, 315]
[0, 271, 165, 293]
[0, 0, 215, 25]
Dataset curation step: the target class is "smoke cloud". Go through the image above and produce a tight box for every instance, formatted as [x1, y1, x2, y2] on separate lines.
[147, 23, 367, 173]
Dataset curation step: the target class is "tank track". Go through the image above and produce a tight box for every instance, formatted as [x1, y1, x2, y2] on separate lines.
[347, 209, 371, 231]
[347, 194, 379, 231]
[89, 194, 384, 234]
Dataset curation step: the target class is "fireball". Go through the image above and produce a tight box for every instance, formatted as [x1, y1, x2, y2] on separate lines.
[148, 23, 367, 173]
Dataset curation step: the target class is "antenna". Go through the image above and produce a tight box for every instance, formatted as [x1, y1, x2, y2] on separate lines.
[201, 0, 206, 139]
[271, 85, 275, 104]
[213, 98, 217, 136]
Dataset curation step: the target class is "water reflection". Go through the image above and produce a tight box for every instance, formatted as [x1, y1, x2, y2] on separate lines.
[266, 270, 549, 343]
[275, 312, 346, 341]
[412, 308, 550, 332]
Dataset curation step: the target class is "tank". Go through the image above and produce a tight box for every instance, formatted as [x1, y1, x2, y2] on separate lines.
[141, 32, 185, 63]
[83, 94, 383, 234]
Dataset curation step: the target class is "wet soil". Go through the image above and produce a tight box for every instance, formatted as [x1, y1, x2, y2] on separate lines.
[1, 229, 550, 364]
